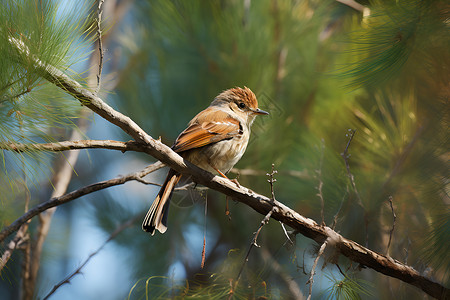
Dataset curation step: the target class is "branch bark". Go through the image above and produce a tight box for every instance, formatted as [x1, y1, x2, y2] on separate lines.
[307, 238, 329, 300]
[1, 140, 148, 153]
[6, 35, 449, 300]
[0, 162, 164, 243]
[0, 223, 29, 271]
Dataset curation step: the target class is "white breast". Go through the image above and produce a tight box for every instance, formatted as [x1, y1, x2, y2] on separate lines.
[185, 128, 250, 175]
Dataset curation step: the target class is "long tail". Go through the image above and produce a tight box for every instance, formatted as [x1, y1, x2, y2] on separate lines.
[142, 169, 181, 235]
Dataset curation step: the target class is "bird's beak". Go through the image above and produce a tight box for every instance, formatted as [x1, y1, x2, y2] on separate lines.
[253, 108, 269, 115]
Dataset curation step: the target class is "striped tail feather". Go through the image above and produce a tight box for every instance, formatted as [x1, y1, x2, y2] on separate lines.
[142, 169, 181, 235]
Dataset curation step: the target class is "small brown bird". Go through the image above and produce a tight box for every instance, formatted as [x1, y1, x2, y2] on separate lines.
[142, 87, 268, 235]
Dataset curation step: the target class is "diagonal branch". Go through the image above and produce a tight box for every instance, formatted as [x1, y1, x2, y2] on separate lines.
[229, 207, 277, 300]
[9, 35, 149, 144]
[307, 238, 329, 300]
[42, 214, 137, 300]
[7, 36, 449, 300]
[386, 196, 397, 256]
[0, 223, 29, 271]
[336, 0, 369, 14]
[0, 162, 164, 243]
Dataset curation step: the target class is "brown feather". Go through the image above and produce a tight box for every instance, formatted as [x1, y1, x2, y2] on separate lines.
[143, 87, 268, 235]
[142, 169, 181, 235]
[172, 108, 241, 153]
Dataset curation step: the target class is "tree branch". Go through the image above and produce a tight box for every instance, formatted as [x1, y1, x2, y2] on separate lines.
[95, 0, 105, 95]
[7, 36, 449, 299]
[316, 140, 326, 226]
[0, 162, 164, 243]
[0, 223, 29, 271]
[230, 207, 277, 300]
[307, 238, 329, 300]
[341, 129, 369, 247]
[260, 248, 305, 299]
[231, 168, 309, 179]
[386, 196, 396, 256]
[1, 140, 148, 153]
[42, 215, 137, 300]
[336, 0, 369, 14]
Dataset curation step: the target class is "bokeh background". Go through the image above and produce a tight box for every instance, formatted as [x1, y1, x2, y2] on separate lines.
[1, 0, 448, 299]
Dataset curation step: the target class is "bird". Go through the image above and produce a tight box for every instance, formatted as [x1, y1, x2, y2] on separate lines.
[142, 87, 269, 235]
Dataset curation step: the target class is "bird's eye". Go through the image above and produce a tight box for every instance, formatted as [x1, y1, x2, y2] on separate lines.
[238, 102, 246, 109]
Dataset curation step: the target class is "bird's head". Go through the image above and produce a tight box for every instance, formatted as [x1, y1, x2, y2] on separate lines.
[212, 87, 269, 125]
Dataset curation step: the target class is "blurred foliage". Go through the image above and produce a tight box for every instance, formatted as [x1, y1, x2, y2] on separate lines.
[0, 0, 449, 299]
[0, 0, 94, 206]
[112, 0, 449, 298]
[323, 272, 373, 300]
[128, 257, 272, 300]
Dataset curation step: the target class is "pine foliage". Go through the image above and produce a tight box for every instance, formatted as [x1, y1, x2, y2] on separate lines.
[0, 0, 448, 299]
[0, 0, 93, 201]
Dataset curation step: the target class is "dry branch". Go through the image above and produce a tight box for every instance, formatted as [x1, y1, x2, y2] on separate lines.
[386, 196, 397, 256]
[6, 36, 449, 299]
[261, 248, 305, 299]
[0, 162, 164, 242]
[42, 215, 137, 300]
[341, 129, 369, 247]
[307, 238, 329, 300]
[1, 140, 148, 153]
[0, 223, 29, 271]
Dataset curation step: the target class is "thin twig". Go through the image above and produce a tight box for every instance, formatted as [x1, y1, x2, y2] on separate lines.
[404, 237, 411, 264]
[42, 215, 138, 300]
[95, 0, 105, 95]
[341, 129, 369, 247]
[335, 0, 369, 13]
[261, 248, 305, 299]
[301, 249, 308, 275]
[0, 76, 26, 95]
[10, 86, 32, 100]
[231, 207, 277, 299]
[0, 223, 29, 271]
[267, 164, 293, 244]
[341, 130, 363, 208]
[267, 163, 278, 201]
[335, 264, 346, 277]
[386, 196, 396, 256]
[331, 187, 348, 230]
[9, 34, 152, 144]
[279, 221, 293, 245]
[306, 238, 329, 300]
[316, 139, 326, 226]
[0, 162, 164, 243]
[231, 168, 309, 179]
[201, 194, 207, 269]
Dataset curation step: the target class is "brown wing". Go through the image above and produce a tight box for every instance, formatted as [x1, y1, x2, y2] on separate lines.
[172, 107, 242, 153]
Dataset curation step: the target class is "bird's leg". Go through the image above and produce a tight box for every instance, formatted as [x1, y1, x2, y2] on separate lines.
[215, 168, 228, 178]
[214, 168, 240, 188]
[225, 196, 232, 220]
